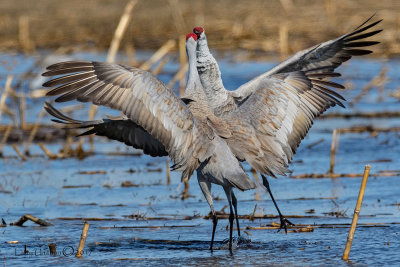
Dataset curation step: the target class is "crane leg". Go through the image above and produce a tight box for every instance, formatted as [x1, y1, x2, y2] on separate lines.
[197, 175, 218, 252]
[211, 209, 218, 252]
[224, 187, 234, 253]
[231, 191, 240, 237]
[261, 175, 294, 233]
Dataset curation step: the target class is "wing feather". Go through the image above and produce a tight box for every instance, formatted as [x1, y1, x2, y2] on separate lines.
[43, 61, 203, 177]
[230, 70, 347, 176]
[233, 16, 381, 102]
[44, 102, 167, 157]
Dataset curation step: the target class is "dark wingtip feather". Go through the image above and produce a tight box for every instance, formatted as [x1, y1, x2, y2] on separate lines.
[43, 80, 55, 87]
[44, 101, 83, 124]
[352, 13, 378, 31]
[42, 71, 52, 77]
[54, 92, 81, 103]
[54, 96, 69, 102]
[337, 102, 345, 108]
[51, 119, 69, 124]
[344, 41, 380, 48]
[346, 49, 373, 56]
[350, 19, 382, 37]
[346, 29, 383, 42]
[46, 87, 63, 96]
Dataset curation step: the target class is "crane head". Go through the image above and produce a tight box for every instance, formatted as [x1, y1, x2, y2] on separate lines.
[186, 33, 198, 41]
[193, 27, 204, 39]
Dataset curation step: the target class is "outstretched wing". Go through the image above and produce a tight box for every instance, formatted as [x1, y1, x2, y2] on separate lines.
[232, 16, 382, 102]
[43, 61, 204, 177]
[44, 102, 167, 157]
[230, 70, 346, 176]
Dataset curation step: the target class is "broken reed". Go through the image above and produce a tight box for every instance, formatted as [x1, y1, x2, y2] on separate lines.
[329, 129, 340, 174]
[0, 124, 12, 156]
[106, 0, 138, 63]
[24, 107, 46, 155]
[49, 243, 57, 255]
[11, 214, 53, 226]
[178, 35, 187, 96]
[88, 0, 138, 143]
[140, 40, 176, 71]
[76, 222, 90, 258]
[0, 75, 13, 121]
[166, 159, 171, 185]
[342, 165, 370, 261]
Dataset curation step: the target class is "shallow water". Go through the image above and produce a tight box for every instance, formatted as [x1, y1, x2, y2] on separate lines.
[0, 52, 399, 266]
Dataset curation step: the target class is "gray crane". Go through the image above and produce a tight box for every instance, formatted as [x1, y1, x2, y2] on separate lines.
[42, 33, 256, 252]
[192, 15, 381, 232]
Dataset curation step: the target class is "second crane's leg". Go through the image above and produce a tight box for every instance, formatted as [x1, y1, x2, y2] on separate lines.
[224, 187, 234, 252]
[261, 175, 294, 233]
[198, 175, 218, 252]
[231, 192, 240, 237]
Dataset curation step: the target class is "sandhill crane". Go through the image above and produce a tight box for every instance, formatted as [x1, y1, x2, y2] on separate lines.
[42, 33, 256, 252]
[193, 15, 381, 231]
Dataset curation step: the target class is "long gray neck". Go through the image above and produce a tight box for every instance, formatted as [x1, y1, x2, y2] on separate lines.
[183, 40, 207, 102]
[196, 33, 230, 112]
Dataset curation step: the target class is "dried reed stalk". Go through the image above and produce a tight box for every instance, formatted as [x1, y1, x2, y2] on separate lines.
[166, 159, 171, 185]
[76, 222, 90, 258]
[106, 0, 138, 63]
[178, 35, 187, 96]
[324, 0, 337, 25]
[11, 214, 52, 226]
[48, 243, 57, 255]
[29, 89, 48, 98]
[24, 107, 46, 155]
[168, 0, 186, 34]
[351, 66, 388, 106]
[11, 144, 26, 161]
[88, 104, 97, 152]
[329, 129, 340, 174]
[19, 92, 26, 129]
[0, 124, 12, 156]
[342, 165, 370, 261]
[140, 40, 176, 71]
[18, 16, 35, 53]
[250, 204, 258, 221]
[306, 138, 324, 149]
[0, 105, 16, 122]
[125, 44, 137, 66]
[38, 142, 57, 159]
[279, 0, 295, 13]
[152, 56, 169, 75]
[291, 170, 397, 179]
[167, 63, 188, 88]
[99, 224, 198, 229]
[279, 23, 289, 61]
[88, 1, 137, 137]
[321, 111, 400, 119]
[181, 177, 190, 200]
[0, 75, 13, 121]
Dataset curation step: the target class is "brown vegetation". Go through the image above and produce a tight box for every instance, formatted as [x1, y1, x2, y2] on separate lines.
[0, 0, 398, 56]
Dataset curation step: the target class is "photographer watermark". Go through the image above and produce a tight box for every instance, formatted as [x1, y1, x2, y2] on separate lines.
[14, 244, 92, 257]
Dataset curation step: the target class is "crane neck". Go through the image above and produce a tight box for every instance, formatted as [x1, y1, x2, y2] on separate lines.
[196, 34, 231, 115]
[182, 39, 206, 102]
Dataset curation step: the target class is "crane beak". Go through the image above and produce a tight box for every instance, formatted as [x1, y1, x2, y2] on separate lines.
[193, 30, 201, 39]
